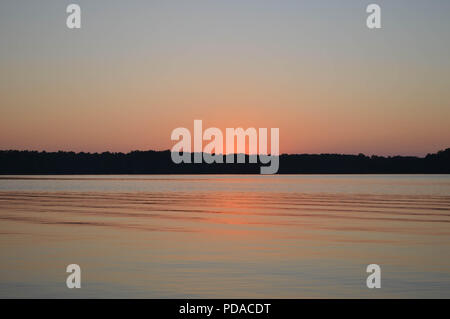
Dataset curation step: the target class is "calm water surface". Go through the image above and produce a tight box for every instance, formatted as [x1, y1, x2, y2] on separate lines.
[0, 175, 449, 298]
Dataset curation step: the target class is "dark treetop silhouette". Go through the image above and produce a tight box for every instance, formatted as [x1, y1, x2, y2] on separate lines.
[0, 148, 449, 174]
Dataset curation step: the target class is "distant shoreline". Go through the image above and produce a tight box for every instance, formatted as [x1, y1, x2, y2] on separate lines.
[0, 149, 449, 174]
[0, 148, 450, 175]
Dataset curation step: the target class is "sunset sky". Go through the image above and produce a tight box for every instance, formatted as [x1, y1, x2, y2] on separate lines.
[1, 0, 449, 156]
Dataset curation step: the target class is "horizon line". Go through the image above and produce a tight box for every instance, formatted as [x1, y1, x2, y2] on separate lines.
[1, 148, 449, 159]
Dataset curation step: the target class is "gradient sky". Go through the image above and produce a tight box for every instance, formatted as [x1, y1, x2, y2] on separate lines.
[1, 0, 449, 156]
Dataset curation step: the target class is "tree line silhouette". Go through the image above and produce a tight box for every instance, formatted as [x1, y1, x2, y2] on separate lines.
[0, 148, 449, 174]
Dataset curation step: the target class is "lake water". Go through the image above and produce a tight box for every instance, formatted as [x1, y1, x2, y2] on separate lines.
[0, 175, 449, 298]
